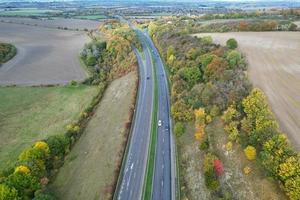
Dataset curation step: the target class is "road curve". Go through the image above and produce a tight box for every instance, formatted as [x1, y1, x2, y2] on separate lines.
[140, 30, 177, 200]
[115, 44, 154, 199]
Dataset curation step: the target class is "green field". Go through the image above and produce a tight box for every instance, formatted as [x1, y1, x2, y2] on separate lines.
[0, 85, 98, 171]
[0, 8, 61, 17]
[73, 15, 107, 20]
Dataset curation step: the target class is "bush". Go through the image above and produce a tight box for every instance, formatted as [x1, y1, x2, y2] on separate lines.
[0, 184, 19, 200]
[46, 135, 70, 158]
[224, 121, 239, 142]
[6, 173, 40, 199]
[226, 50, 242, 69]
[213, 159, 224, 176]
[201, 36, 213, 45]
[244, 146, 256, 161]
[203, 153, 220, 191]
[174, 122, 185, 137]
[199, 136, 209, 150]
[33, 191, 56, 200]
[226, 38, 238, 49]
[0, 43, 17, 64]
[86, 56, 97, 66]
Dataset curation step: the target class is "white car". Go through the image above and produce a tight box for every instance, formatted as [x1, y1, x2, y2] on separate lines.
[158, 120, 162, 127]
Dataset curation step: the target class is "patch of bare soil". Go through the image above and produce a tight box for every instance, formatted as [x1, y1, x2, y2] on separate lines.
[195, 32, 300, 151]
[50, 72, 137, 200]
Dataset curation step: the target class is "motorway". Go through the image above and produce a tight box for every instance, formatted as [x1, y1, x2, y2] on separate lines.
[140, 31, 176, 200]
[115, 39, 154, 199]
[115, 16, 176, 200]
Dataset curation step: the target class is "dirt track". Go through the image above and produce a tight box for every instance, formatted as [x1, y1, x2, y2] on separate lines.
[195, 32, 300, 150]
[0, 22, 89, 85]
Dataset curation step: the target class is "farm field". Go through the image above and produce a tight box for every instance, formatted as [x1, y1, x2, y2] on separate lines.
[0, 17, 102, 30]
[0, 85, 98, 171]
[195, 32, 300, 150]
[0, 8, 61, 17]
[50, 72, 136, 200]
[0, 22, 89, 85]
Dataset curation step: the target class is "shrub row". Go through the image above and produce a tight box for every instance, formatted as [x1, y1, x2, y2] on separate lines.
[222, 89, 300, 200]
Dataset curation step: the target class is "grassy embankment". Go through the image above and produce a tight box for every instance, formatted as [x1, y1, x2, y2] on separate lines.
[50, 72, 137, 200]
[0, 86, 98, 171]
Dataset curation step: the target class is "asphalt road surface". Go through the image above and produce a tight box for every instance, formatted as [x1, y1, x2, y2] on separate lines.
[116, 43, 154, 199]
[141, 30, 176, 200]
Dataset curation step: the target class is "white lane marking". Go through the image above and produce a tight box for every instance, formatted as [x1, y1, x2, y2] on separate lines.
[163, 137, 164, 143]
[163, 150, 164, 155]
[126, 162, 135, 190]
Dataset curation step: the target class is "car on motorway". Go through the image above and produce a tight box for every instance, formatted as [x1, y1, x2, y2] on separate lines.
[147, 76, 150, 80]
[158, 120, 162, 127]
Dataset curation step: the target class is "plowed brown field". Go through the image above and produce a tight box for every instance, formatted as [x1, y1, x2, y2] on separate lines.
[0, 22, 90, 85]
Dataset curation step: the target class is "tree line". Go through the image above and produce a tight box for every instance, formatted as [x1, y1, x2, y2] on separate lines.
[147, 18, 299, 199]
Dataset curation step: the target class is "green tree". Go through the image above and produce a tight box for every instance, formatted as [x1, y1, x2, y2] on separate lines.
[0, 184, 19, 200]
[174, 122, 186, 137]
[226, 38, 238, 49]
[226, 50, 242, 69]
[288, 23, 297, 31]
[178, 67, 202, 88]
[200, 53, 215, 71]
[6, 173, 40, 199]
[201, 36, 213, 45]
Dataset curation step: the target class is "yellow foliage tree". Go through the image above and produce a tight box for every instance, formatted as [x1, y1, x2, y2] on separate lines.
[167, 54, 176, 65]
[222, 104, 239, 124]
[194, 108, 206, 141]
[34, 141, 49, 154]
[278, 156, 300, 181]
[194, 108, 206, 125]
[244, 146, 257, 161]
[14, 165, 30, 174]
[195, 124, 205, 141]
